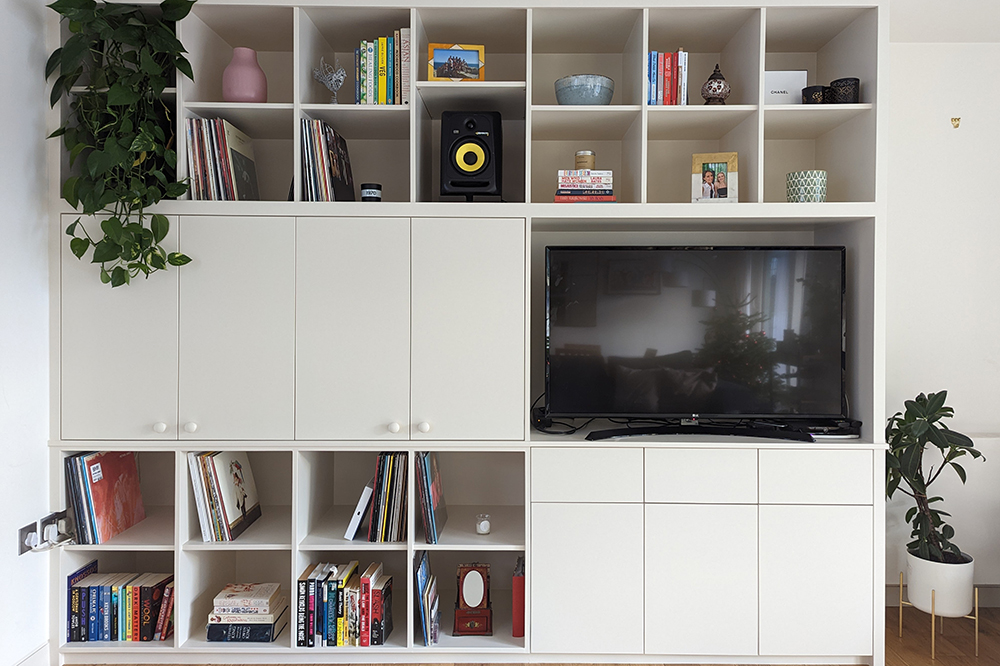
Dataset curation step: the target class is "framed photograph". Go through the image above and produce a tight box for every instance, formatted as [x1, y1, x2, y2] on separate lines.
[427, 43, 485, 81]
[691, 151, 738, 203]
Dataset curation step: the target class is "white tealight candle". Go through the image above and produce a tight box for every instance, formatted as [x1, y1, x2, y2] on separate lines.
[476, 513, 491, 535]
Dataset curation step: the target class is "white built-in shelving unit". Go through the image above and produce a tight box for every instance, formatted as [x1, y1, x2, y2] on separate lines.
[47, 0, 887, 664]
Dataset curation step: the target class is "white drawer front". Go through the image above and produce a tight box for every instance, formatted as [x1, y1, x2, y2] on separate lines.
[759, 449, 873, 504]
[645, 448, 757, 503]
[531, 448, 643, 503]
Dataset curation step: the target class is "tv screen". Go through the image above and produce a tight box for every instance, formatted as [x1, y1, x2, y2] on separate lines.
[545, 246, 846, 420]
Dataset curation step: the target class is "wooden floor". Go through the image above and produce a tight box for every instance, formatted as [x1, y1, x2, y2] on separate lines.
[98, 608, 1000, 666]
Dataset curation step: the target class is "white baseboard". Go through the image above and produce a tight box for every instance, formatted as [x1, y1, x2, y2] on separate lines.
[15, 644, 47, 666]
[887, 584, 1000, 607]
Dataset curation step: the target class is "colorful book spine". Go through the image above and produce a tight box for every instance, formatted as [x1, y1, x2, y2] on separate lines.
[557, 169, 614, 176]
[370, 584, 383, 646]
[658, 52, 666, 104]
[554, 194, 617, 202]
[647, 52, 654, 104]
[664, 51, 673, 104]
[400, 28, 410, 105]
[366, 40, 375, 105]
[355, 47, 361, 104]
[377, 36, 388, 104]
[679, 49, 689, 105]
[556, 189, 615, 196]
[393, 29, 401, 104]
[296, 573, 308, 646]
[359, 41, 368, 104]
[386, 35, 394, 105]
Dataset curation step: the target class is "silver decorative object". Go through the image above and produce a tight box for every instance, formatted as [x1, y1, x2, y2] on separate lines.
[313, 56, 347, 104]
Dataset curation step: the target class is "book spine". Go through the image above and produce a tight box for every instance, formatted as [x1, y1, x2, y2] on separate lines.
[393, 29, 401, 104]
[359, 575, 371, 647]
[88, 584, 99, 642]
[386, 35, 394, 105]
[69, 586, 82, 641]
[336, 580, 345, 646]
[325, 580, 337, 645]
[557, 178, 614, 185]
[674, 49, 681, 105]
[370, 586, 382, 646]
[512, 574, 525, 638]
[556, 181, 616, 188]
[359, 41, 368, 105]
[184, 119, 199, 200]
[102, 583, 112, 640]
[153, 585, 172, 640]
[131, 582, 141, 641]
[377, 37, 387, 104]
[555, 189, 615, 196]
[554, 195, 617, 202]
[663, 52, 672, 105]
[366, 40, 375, 105]
[139, 583, 152, 641]
[680, 50, 689, 105]
[355, 47, 361, 104]
[159, 587, 176, 641]
[647, 52, 653, 104]
[79, 586, 89, 641]
[306, 576, 316, 647]
[658, 52, 666, 105]
[557, 169, 614, 176]
[296, 577, 308, 647]
[206, 622, 281, 642]
[400, 28, 410, 105]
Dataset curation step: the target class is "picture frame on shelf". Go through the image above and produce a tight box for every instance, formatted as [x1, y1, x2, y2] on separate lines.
[427, 43, 485, 81]
[691, 152, 738, 203]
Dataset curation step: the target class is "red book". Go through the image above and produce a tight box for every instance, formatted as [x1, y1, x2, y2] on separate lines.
[659, 52, 668, 105]
[153, 581, 174, 641]
[664, 52, 674, 105]
[512, 572, 525, 638]
[358, 562, 382, 647]
[82, 451, 146, 544]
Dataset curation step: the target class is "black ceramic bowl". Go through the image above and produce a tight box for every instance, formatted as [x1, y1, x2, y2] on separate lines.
[830, 77, 860, 103]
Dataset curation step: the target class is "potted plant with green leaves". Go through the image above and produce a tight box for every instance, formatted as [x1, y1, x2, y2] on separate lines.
[46, 0, 196, 287]
[885, 390, 984, 617]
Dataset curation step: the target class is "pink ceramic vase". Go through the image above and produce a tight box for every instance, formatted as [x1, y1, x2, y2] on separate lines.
[222, 47, 267, 103]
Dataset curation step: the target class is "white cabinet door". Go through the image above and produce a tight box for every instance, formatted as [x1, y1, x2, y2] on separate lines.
[531, 503, 644, 654]
[60, 215, 179, 439]
[410, 218, 525, 440]
[645, 504, 758, 655]
[759, 505, 874, 656]
[296, 217, 410, 439]
[178, 216, 295, 440]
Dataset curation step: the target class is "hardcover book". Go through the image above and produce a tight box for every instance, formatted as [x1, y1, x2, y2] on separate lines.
[206, 604, 289, 642]
[214, 582, 282, 609]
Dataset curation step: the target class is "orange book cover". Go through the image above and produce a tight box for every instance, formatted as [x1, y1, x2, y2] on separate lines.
[83, 451, 146, 543]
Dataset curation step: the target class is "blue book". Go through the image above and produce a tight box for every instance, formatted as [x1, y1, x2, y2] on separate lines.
[66, 559, 97, 641]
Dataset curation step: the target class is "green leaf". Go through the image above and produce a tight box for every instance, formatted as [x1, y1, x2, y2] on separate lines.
[129, 129, 156, 153]
[150, 252, 167, 270]
[147, 23, 183, 54]
[139, 48, 162, 76]
[167, 252, 191, 266]
[62, 176, 79, 208]
[50, 75, 66, 108]
[905, 507, 918, 524]
[110, 266, 128, 287]
[160, 0, 196, 22]
[904, 399, 926, 419]
[59, 33, 89, 76]
[70, 237, 90, 259]
[899, 444, 922, 482]
[151, 214, 169, 243]
[48, 125, 67, 139]
[951, 462, 967, 483]
[100, 217, 124, 244]
[91, 239, 120, 263]
[45, 48, 63, 79]
[164, 148, 177, 169]
[107, 82, 141, 106]
[86, 141, 128, 177]
[925, 391, 947, 416]
[942, 524, 955, 539]
[910, 420, 929, 438]
[885, 475, 900, 499]
[175, 54, 194, 81]
[65, 219, 80, 236]
[99, 266, 111, 284]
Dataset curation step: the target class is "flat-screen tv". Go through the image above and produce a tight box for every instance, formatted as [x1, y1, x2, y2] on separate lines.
[545, 246, 846, 421]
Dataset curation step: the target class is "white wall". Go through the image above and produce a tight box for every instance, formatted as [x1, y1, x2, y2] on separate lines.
[886, 42, 1000, 598]
[0, 0, 52, 661]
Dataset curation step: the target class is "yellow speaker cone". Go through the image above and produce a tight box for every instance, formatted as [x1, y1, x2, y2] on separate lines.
[455, 142, 486, 173]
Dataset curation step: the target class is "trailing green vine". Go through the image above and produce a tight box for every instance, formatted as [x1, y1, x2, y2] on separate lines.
[46, 0, 196, 287]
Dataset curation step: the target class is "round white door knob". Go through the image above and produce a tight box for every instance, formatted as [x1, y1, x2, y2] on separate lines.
[417, 422, 431, 433]
[388, 422, 401, 434]
[152, 422, 167, 433]
[183, 422, 199, 433]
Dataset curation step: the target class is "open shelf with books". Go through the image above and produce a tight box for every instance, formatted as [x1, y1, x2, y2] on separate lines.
[176, 549, 292, 649]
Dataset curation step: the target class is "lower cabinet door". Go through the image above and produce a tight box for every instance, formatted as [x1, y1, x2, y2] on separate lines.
[531, 503, 643, 654]
[645, 504, 758, 655]
[759, 505, 874, 656]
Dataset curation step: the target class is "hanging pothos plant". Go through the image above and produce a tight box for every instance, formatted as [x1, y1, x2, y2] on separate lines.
[46, 0, 196, 287]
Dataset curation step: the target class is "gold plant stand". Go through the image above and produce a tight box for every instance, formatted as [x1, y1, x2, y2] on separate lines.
[898, 571, 980, 659]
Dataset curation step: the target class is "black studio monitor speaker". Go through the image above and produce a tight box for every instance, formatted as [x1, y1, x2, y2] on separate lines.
[441, 111, 502, 200]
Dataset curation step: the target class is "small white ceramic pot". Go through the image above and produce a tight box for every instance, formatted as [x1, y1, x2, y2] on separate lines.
[905, 550, 974, 617]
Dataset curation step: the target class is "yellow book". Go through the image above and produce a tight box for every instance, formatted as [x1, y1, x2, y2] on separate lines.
[378, 37, 387, 104]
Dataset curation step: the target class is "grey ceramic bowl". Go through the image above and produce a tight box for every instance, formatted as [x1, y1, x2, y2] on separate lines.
[554, 74, 614, 105]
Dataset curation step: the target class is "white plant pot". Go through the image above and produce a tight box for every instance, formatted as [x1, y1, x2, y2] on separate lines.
[906, 550, 974, 617]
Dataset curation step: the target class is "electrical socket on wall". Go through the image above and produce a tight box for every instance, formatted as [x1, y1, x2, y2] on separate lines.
[18, 522, 38, 555]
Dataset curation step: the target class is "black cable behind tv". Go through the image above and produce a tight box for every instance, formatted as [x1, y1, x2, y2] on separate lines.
[584, 422, 814, 442]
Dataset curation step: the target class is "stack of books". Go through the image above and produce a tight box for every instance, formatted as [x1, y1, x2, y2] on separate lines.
[354, 29, 410, 105]
[555, 169, 615, 202]
[368, 452, 408, 543]
[188, 451, 262, 542]
[65, 451, 145, 545]
[208, 583, 288, 642]
[414, 551, 439, 646]
[296, 561, 392, 647]
[415, 451, 449, 543]
[648, 48, 689, 105]
[185, 117, 260, 200]
[300, 119, 355, 201]
[66, 560, 174, 642]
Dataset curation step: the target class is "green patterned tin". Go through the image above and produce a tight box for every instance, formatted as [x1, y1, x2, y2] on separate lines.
[786, 170, 827, 202]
